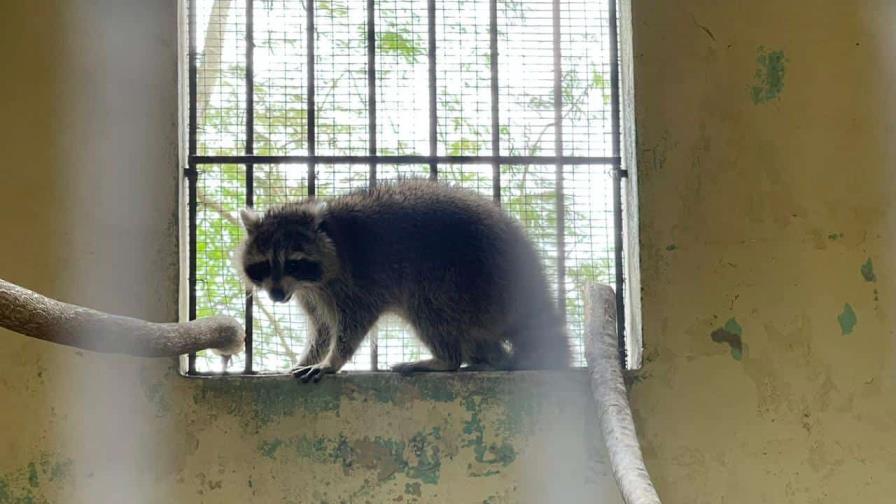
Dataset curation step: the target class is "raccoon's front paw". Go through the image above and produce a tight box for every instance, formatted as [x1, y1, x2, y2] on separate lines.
[291, 364, 334, 383]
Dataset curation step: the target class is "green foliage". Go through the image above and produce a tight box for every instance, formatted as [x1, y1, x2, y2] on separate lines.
[379, 30, 424, 64]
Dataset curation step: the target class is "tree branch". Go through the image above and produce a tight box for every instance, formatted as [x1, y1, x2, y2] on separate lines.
[197, 0, 234, 123]
[0, 278, 244, 358]
[584, 283, 661, 504]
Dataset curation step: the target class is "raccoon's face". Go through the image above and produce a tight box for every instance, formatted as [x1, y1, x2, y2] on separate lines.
[235, 204, 334, 303]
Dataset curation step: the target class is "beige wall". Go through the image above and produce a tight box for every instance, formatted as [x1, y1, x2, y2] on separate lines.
[630, 0, 896, 502]
[2, 0, 894, 502]
[0, 1, 616, 503]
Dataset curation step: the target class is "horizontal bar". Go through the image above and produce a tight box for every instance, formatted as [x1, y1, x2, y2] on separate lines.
[184, 367, 588, 378]
[190, 155, 621, 166]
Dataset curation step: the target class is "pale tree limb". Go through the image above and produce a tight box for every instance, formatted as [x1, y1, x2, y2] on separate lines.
[197, 0, 233, 123]
[585, 283, 661, 504]
[0, 278, 244, 358]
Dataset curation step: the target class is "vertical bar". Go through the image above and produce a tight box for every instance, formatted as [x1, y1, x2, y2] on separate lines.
[307, 0, 317, 196]
[551, 0, 566, 321]
[608, 0, 626, 365]
[367, 0, 377, 190]
[187, 0, 198, 374]
[367, 0, 378, 370]
[489, 0, 500, 205]
[244, 0, 255, 374]
[427, 0, 438, 180]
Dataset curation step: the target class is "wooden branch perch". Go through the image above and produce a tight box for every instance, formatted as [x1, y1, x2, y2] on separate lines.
[585, 283, 661, 504]
[0, 278, 244, 358]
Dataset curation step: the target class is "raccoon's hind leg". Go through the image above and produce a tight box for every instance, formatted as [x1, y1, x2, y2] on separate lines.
[391, 358, 460, 375]
[461, 340, 513, 371]
[392, 309, 463, 376]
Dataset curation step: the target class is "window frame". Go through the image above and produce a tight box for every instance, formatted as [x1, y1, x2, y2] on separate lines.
[178, 0, 643, 375]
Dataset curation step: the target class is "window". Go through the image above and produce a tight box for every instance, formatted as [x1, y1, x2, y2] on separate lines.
[183, 0, 638, 374]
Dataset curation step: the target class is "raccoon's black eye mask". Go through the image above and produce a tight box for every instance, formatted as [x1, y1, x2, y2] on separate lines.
[285, 259, 322, 282]
[245, 261, 270, 283]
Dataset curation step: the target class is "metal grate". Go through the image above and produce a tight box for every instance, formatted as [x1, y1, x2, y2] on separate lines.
[186, 0, 627, 374]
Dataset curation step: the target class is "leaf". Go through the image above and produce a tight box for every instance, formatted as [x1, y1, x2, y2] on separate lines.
[591, 70, 608, 90]
[379, 31, 423, 63]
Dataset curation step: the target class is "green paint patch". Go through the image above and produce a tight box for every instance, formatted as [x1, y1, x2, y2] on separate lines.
[295, 436, 332, 465]
[665, 244, 677, 251]
[258, 438, 284, 459]
[414, 376, 458, 403]
[861, 258, 876, 282]
[751, 47, 787, 104]
[462, 397, 520, 475]
[271, 429, 445, 485]
[827, 232, 844, 241]
[838, 303, 857, 335]
[344, 374, 404, 404]
[26, 464, 37, 488]
[711, 318, 744, 360]
[405, 482, 422, 497]
[0, 454, 73, 504]
[193, 378, 342, 431]
[0, 480, 9, 503]
[404, 430, 443, 484]
[42, 458, 72, 483]
[142, 381, 171, 417]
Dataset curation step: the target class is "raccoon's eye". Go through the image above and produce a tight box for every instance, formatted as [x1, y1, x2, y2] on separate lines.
[284, 259, 322, 282]
[245, 261, 270, 283]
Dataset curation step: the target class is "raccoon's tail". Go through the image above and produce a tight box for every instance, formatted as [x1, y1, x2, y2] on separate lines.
[508, 312, 571, 370]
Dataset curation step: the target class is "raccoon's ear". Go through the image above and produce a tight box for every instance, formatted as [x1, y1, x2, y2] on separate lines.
[239, 208, 261, 234]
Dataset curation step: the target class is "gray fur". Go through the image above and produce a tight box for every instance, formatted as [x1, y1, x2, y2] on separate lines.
[234, 179, 569, 381]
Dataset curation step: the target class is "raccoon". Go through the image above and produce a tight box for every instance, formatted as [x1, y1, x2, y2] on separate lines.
[235, 179, 569, 382]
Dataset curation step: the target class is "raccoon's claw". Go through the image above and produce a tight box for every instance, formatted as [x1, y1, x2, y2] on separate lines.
[291, 364, 333, 383]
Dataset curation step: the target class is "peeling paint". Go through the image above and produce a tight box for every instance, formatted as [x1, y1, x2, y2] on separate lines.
[193, 378, 342, 431]
[414, 376, 458, 403]
[142, 381, 171, 417]
[711, 318, 744, 360]
[26, 463, 37, 488]
[260, 428, 448, 485]
[838, 304, 857, 335]
[258, 438, 284, 459]
[751, 47, 787, 104]
[861, 258, 876, 282]
[405, 481, 422, 497]
[0, 454, 72, 504]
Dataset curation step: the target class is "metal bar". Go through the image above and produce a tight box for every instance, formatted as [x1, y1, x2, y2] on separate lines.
[608, 0, 626, 365]
[307, 0, 316, 196]
[367, 0, 377, 189]
[367, 0, 378, 370]
[244, 0, 255, 374]
[192, 154, 620, 165]
[187, 0, 198, 374]
[427, 0, 437, 180]
[489, 0, 500, 205]
[552, 0, 566, 321]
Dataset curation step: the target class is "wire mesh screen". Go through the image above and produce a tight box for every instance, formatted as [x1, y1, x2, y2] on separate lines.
[186, 0, 626, 373]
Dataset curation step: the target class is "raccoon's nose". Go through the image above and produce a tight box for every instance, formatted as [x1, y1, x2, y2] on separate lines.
[269, 287, 290, 303]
